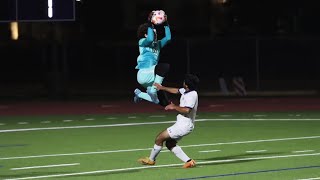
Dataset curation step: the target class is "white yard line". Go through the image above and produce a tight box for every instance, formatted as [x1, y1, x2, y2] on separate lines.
[199, 150, 221, 153]
[4, 152, 320, 180]
[1, 118, 320, 133]
[84, 118, 94, 121]
[297, 177, 320, 180]
[11, 163, 79, 170]
[293, 150, 315, 153]
[253, 114, 267, 117]
[62, 120, 73, 122]
[246, 150, 267, 153]
[17, 122, 28, 125]
[1, 135, 319, 160]
[0, 120, 175, 133]
[219, 115, 232, 117]
[40, 121, 51, 124]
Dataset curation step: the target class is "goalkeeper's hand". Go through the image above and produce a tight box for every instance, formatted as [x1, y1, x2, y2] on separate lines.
[162, 14, 169, 26]
[147, 11, 155, 28]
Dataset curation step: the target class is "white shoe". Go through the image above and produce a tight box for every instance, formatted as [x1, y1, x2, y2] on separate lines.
[134, 89, 142, 103]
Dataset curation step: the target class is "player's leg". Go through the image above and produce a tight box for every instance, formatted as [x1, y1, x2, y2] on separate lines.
[157, 90, 169, 107]
[166, 140, 190, 162]
[166, 121, 196, 168]
[138, 129, 171, 165]
[135, 67, 158, 104]
[147, 63, 170, 102]
[166, 139, 195, 168]
[136, 88, 168, 106]
[134, 88, 153, 103]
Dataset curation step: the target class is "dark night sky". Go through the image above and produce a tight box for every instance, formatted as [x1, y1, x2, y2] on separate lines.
[69, 0, 320, 44]
[1, 0, 320, 99]
[1, 0, 320, 39]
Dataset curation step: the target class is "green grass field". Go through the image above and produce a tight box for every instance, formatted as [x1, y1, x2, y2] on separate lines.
[1, 111, 320, 180]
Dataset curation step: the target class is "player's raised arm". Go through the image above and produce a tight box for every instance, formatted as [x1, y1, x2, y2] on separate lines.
[138, 23, 155, 47]
[154, 83, 179, 94]
[160, 13, 171, 48]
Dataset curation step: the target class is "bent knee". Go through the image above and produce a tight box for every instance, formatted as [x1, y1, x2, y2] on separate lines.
[165, 140, 177, 150]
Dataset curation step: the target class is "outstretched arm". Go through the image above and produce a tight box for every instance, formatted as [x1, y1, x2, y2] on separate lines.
[155, 82, 191, 114]
[154, 83, 179, 94]
[139, 27, 155, 47]
[165, 102, 191, 114]
[160, 26, 171, 48]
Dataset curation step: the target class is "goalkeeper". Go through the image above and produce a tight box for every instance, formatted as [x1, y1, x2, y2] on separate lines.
[134, 10, 171, 107]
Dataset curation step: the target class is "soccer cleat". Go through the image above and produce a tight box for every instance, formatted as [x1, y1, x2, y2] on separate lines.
[138, 157, 155, 165]
[134, 88, 142, 103]
[183, 159, 196, 168]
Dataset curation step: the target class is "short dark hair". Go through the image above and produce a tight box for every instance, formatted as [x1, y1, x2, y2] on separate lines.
[137, 23, 149, 39]
[184, 74, 199, 91]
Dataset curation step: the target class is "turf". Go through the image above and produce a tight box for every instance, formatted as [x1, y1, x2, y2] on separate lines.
[0, 111, 320, 180]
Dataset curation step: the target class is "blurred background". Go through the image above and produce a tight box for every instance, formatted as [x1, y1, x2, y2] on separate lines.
[1, 0, 320, 101]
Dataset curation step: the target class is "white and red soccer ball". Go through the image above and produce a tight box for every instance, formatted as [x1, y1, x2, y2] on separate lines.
[151, 10, 166, 25]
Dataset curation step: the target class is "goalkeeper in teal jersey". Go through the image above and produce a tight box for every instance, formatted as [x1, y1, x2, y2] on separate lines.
[134, 10, 171, 106]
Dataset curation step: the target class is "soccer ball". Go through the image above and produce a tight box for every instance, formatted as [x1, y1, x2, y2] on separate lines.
[151, 10, 166, 25]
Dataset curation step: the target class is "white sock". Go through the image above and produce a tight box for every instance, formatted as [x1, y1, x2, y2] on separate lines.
[150, 75, 164, 93]
[149, 144, 162, 161]
[171, 145, 190, 162]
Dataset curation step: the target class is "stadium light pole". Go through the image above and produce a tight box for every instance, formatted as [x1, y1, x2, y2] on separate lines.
[48, 0, 53, 18]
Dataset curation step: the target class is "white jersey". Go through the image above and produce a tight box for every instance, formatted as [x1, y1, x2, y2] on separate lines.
[167, 88, 198, 141]
[167, 88, 198, 140]
[178, 88, 198, 124]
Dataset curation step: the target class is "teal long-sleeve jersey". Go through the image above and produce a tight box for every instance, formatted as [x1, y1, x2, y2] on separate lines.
[135, 26, 171, 69]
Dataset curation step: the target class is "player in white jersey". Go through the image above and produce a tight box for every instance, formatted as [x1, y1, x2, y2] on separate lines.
[138, 74, 200, 168]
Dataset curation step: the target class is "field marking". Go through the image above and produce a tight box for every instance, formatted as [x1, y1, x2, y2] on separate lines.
[1, 135, 319, 160]
[40, 121, 51, 124]
[177, 165, 320, 180]
[4, 153, 320, 180]
[246, 150, 267, 153]
[0, 120, 176, 133]
[17, 122, 28, 125]
[181, 135, 320, 148]
[199, 150, 221, 153]
[1, 118, 320, 133]
[253, 114, 267, 117]
[84, 118, 94, 121]
[11, 163, 79, 170]
[297, 177, 320, 180]
[219, 115, 232, 117]
[106, 117, 117, 119]
[293, 150, 315, 153]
